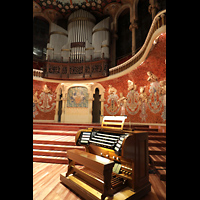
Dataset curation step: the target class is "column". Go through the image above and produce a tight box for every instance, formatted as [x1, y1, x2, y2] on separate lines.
[61, 95, 67, 122]
[103, 2, 121, 67]
[148, 0, 160, 20]
[54, 97, 60, 122]
[100, 97, 105, 124]
[110, 28, 118, 67]
[129, 20, 138, 55]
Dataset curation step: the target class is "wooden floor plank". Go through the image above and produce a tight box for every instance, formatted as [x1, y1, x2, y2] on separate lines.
[33, 162, 166, 200]
[33, 163, 67, 200]
[149, 173, 166, 200]
[33, 135, 75, 142]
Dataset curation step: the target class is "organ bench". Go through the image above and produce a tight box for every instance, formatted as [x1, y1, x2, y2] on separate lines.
[60, 116, 151, 200]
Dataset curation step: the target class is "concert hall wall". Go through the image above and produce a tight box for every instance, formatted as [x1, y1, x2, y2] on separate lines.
[33, 33, 166, 124]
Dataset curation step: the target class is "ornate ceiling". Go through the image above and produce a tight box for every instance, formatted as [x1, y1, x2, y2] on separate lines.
[33, 0, 122, 19]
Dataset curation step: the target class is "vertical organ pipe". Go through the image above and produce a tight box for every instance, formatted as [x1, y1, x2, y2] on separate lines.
[48, 10, 111, 63]
[67, 9, 96, 62]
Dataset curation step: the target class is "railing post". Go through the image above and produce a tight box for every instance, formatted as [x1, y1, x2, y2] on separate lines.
[67, 57, 70, 79]
[102, 57, 104, 76]
[109, 10, 166, 76]
[90, 55, 92, 78]
[60, 65, 62, 78]
[33, 69, 43, 78]
[161, 14, 165, 26]
[129, 20, 138, 56]
[83, 56, 86, 78]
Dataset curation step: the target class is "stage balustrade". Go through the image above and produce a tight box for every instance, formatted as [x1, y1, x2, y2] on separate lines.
[43, 57, 109, 80]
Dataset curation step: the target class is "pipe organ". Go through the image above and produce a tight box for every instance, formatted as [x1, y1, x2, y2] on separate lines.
[60, 116, 151, 200]
[68, 9, 96, 62]
[47, 23, 68, 62]
[47, 9, 110, 63]
[92, 17, 110, 60]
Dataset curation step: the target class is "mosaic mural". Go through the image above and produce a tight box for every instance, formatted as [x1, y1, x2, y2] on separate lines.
[104, 85, 120, 115]
[33, 84, 56, 118]
[104, 72, 166, 122]
[67, 86, 89, 108]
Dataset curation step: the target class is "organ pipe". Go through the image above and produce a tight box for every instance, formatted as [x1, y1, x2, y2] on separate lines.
[67, 9, 96, 62]
[48, 9, 110, 63]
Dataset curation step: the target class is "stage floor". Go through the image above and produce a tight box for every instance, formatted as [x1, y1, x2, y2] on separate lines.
[33, 134, 75, 142]
[33, 162, 166, 200]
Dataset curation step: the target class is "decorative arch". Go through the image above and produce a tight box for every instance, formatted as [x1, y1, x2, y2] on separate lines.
[114, 4, 132, 32]
[54, 82, 105, 123]
[91, 83, 105, 121]
[91, 82, 105, 97]
[54, 83, 64, 122]
[55, 83, 64, 96]
[33, 13, 52, 24]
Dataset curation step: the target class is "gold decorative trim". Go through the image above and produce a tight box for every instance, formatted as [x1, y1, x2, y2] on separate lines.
[61, 49, 71, 51]
[101, 45, 109, 48]
[47, 47, 54, 50]
[85, 47, 94, 50]
[49, 31, 68, 37]
[68, 17, 96, 25]
[92, 28, 110, 35]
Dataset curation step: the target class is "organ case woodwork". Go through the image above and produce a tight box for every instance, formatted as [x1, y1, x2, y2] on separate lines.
[60, 116, 151, 199]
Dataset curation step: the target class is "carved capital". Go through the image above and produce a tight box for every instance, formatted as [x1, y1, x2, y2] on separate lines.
[148, 0, 160, 14]
[43, 9, 62, 23]
[103, 2, 121, 19]
[129, 21, 138, 30]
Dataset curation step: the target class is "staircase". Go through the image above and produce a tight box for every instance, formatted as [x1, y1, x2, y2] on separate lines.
[131, 125, 166, 181]
[148, 130, 166, 181]
[33, 122, 166, 180]
[33, 122, 101, 164]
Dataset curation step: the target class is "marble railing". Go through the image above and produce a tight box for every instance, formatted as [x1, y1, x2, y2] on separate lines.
[33, 69, 43, 78]
[33, 10, 166, 79]
[109, 9, 166, 75]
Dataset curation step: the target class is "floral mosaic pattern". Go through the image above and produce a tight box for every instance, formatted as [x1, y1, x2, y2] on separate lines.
[34, 0, 122, 17]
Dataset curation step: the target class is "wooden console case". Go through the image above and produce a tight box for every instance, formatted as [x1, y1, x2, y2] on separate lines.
[60, 117, 151, 199]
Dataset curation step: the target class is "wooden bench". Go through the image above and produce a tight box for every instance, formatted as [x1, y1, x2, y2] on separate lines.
[64, 149, 115, 200]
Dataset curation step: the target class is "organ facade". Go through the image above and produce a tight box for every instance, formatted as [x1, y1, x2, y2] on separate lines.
[46, 9, 110, 63]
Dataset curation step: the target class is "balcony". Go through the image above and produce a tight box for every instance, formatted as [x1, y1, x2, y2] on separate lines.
[42, 57, 109, 80]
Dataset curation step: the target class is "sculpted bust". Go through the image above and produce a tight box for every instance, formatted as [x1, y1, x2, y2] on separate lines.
[138, 87, 148, 104]
[43, 84, 52, 94]
[117, 92, 127, 116]
[127, 80, 137, 91]
[108, 85, 117, 95]
[147, 71, 158, 82]
[159, 80, 166, 95]
[33, 91, 39, 104]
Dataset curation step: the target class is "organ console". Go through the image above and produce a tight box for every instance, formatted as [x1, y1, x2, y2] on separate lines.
[60, 116, 151, 200]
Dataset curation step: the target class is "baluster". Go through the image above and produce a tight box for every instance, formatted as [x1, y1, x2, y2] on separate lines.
[161, 14, 165, 26]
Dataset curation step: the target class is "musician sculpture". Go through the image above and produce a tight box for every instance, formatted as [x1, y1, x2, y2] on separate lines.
[117, 92, 127, 116]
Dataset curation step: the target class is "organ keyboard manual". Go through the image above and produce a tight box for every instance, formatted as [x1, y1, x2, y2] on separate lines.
[60, 116, 151, 200]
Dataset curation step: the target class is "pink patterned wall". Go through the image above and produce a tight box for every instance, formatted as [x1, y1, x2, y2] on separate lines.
[100, 33, 166, 123]
[33, 80, 59, 120]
